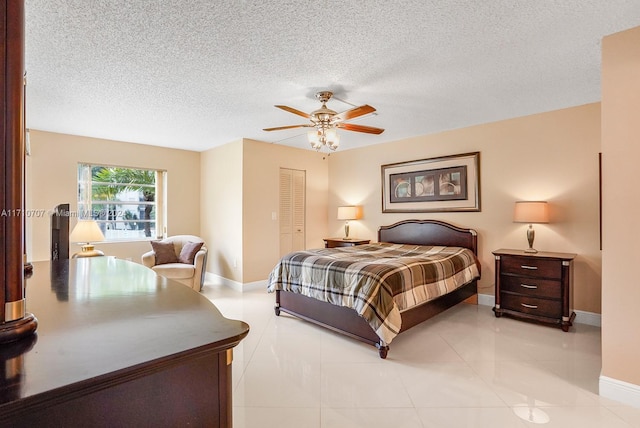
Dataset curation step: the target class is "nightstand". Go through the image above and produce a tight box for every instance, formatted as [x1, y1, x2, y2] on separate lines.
[493, 249, 576, 331]
[323, 238, 370, 248]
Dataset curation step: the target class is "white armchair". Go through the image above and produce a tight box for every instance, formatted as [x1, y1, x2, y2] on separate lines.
[141, 235, 208, 291]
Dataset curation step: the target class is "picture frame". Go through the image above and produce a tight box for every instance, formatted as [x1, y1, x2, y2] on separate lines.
[382, 152, 481, 213]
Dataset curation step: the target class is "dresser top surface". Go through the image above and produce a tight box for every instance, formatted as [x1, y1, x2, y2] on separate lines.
[493, 248, 577, 260]
[0, 258, 249, 410]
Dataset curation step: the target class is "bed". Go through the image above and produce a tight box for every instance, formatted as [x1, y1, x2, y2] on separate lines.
[267, 219, 481, 358]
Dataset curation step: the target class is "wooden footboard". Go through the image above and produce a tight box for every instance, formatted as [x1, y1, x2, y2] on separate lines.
[276, 289, 381, 348]
[275, 280, 477, 359]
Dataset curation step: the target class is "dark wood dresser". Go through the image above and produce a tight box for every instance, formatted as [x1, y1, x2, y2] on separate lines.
[0, 258, 249, 427]
[493, 249, 576, 331]
[323, 238, 370, 248]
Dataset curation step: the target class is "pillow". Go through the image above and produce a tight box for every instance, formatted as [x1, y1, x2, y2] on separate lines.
[178, 241, 204, 264]
[150, 240, 178, 265]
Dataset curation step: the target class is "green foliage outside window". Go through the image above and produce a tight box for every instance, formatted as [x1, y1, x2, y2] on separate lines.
[78, 164, 162, 240]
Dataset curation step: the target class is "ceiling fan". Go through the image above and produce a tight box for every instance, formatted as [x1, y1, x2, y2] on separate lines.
[263, 91, 384, 151]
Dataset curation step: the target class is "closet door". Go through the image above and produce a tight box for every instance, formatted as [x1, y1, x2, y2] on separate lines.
[279, 168, 305, 257]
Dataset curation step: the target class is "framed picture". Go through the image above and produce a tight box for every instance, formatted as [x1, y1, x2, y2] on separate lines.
[382, 152, 480, 213]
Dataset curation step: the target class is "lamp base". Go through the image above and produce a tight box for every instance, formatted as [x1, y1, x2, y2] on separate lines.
[72, 244, 105, 258]
[524, 224, 538, 253]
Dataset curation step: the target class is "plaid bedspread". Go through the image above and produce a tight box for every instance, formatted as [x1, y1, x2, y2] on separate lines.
[267, 243, 480, 344]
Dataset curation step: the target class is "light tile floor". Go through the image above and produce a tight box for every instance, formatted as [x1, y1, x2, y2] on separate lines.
[201, 283, 640, 428]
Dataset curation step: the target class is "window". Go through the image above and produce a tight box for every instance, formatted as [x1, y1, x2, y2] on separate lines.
[77, 164, 166, 241]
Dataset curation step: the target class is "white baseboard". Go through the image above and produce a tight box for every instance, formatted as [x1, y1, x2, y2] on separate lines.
[600, 375, 640, 408]
[477, 293, 494, 307]
[574, 309, 601, 327]
[477, 293, 601, 327]
[204, 272, 266, 292]
[243, 279, 268, 291]
[204, 272, 243, 291]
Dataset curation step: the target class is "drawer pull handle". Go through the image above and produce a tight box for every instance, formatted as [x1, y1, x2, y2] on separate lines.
[520, 283, 537, 289]
[520, 265, 538, 270]
[521, 303, 538, 309]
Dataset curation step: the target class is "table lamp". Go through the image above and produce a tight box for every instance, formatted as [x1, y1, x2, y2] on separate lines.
[69, 220, 105, 258]
[513, 201, 549, 253]
[337, 206, 362, 239]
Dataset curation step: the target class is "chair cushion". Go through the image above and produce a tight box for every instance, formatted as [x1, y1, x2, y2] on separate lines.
[150, 240, 178, 265]
[178, 241, 204, 264]
[152, 263, 195, 279]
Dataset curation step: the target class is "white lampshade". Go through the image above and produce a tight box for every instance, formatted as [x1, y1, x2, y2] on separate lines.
[337, 206, 362, 220]
[69, 220, 105, 243]
[307, 130, 320, 146]
[513, 201, 549, 224]
[328, 133, 340, 150]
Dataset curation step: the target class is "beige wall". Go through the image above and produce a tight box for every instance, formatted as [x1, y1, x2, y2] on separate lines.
[200, 139, 244, 282]
[200, 139, 329, 285]
[26, 130, 201, 262]
[601, 26, 640, 386]
[242, 139, 329, 283]
[328, 104, 602, 313]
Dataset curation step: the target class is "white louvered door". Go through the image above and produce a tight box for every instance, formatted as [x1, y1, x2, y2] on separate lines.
[279, 168, 305, 257]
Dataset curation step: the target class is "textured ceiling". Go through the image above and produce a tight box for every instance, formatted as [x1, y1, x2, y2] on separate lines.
[24, 1, 640, 152]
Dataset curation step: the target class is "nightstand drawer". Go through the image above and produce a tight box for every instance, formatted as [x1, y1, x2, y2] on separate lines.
[328, 241, 359, 248]
[501, 293, 562, 319]
[323, 238, 370, 248]
[500, 275, 561, 299]
[500, 255, 561, 279]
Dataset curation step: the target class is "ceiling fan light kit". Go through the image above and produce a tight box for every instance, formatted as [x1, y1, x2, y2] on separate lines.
[264, 91, 384, 151]
[308, 128, 340, 151]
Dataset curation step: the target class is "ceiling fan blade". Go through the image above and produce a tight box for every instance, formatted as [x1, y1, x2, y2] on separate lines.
[333, 104, 376, 122]
[337, 123, 385, 134]
[263, 124, 311, 132]
[275, 105, 311, 119]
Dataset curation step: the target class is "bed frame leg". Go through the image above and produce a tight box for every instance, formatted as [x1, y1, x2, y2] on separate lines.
[376, 342, 389, 359]
[274, 303, 280, 316]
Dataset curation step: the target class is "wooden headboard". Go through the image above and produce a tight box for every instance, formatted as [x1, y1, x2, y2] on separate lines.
[378, 219, 478, 255]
